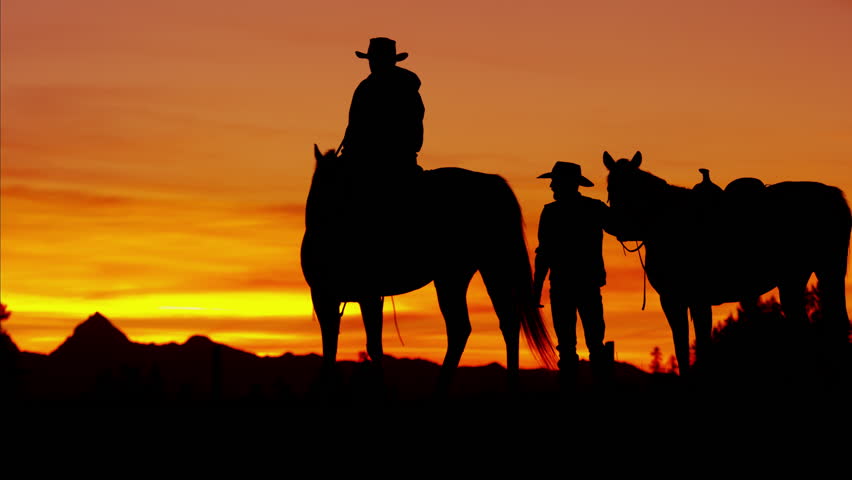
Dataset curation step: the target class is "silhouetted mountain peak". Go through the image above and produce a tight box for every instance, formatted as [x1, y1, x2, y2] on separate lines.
[76, 312, 128, 340]
[185, 335, 213, 346]
[51, 312, 130, 357]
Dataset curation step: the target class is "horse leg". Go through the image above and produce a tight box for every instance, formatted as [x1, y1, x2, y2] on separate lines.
[689, 303, 713, 369]
[814, 265, 850, 387]
[660, 295, 691, 377]
[358, 296, 386, 396]
[359, 296, 385, 364]
[815, 266, 851, 347]
[480, 268, 522, 394]
[778, 270, 812, 325]
[434, 269, 476, 397]
[311, 289, 342, 394]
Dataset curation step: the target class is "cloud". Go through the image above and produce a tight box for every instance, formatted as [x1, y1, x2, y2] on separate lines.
[1, 185, 139, 209]
[78, 271, 310, 301]
[247, 203, 306, 218]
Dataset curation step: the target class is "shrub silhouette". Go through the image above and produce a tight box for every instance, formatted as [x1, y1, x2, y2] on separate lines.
[701, 287, 851, 395]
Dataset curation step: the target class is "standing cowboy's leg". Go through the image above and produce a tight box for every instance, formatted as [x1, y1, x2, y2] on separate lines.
[579, 287, 606, 357]
[579, 287, 610, 384]
[551, 287, 579, 390]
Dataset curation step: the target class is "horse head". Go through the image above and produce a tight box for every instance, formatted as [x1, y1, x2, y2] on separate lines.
[603, 150, 666, 242]
[312, 144, 343, 175]
[305, 144, 349, 232]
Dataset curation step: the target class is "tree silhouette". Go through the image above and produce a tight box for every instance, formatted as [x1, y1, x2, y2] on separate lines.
[649, 346, 663, 374]
[666, 355, 678, 375]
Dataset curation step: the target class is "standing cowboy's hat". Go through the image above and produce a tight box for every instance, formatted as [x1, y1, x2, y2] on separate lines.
[538, 161, 595, 187]
[355, 37, 409, 62]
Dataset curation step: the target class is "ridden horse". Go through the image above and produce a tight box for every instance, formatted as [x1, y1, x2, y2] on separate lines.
[603, 151, 851, 376]
[301, 145, 556, 395]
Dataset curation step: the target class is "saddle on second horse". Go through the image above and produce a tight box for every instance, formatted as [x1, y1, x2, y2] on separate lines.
[693, 168, 767, 215]
[691, 168, 775, 302]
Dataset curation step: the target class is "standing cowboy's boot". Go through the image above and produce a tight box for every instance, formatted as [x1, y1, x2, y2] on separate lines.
[590, 341, 615, 389]
[557, 353, 579, 395]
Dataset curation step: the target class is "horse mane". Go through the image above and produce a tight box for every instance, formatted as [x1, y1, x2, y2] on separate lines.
[638, 168, 688, 192]
[631, 167, 695, 207]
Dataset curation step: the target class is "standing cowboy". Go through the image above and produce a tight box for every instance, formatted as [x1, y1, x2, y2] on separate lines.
[533, 161, 615, 389]
[341, 37, 424, 176]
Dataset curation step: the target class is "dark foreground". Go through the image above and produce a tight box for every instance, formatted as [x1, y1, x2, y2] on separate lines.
[2, 312, 850, 410]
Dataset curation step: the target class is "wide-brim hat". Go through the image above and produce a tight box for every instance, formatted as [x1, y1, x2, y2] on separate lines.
[355, 37, 409, 62]
[538, 161, 594, 187]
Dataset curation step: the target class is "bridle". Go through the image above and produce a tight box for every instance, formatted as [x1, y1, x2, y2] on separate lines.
[620, 239, 648, 311]
[609, 184, 650, 311]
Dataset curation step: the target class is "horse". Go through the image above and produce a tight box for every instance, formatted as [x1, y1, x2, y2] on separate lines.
[603, 150, 851, 377]
[301, 145, 556, 396]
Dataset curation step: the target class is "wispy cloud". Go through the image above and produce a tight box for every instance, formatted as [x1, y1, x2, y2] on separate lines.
[2, 185, 139, 208]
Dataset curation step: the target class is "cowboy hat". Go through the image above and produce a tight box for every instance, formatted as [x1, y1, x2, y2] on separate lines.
[538, 161, 594, 187]
[355, 37, 409, 62]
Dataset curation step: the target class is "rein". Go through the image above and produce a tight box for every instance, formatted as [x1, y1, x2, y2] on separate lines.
[620, 240, 648, 310]
[335, 296, 405, 346]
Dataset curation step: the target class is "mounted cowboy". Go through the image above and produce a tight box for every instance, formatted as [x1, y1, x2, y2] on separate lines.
[327, 37, 429, 305]
[341, 37, 425, 177]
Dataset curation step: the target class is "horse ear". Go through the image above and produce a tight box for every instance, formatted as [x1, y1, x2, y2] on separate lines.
[631, 151, 642, 167]
[603, 151, 615, 170]
[314, 144, 322, 162]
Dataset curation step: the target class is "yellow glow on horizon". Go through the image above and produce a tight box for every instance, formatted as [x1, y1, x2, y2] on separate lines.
[3, 290, 315, 318]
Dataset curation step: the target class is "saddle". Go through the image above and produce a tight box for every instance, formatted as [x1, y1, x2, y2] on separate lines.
[692, 168, 767, 225]
[334, 168, 436, 297]
[691, 169, 774, 303]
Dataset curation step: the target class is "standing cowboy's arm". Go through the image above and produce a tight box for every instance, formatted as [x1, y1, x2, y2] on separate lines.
[533, 248, 549, 308]
[533, 208, 552, 307]
[600, 200, 618, 237]
[409, 89, 425, 152]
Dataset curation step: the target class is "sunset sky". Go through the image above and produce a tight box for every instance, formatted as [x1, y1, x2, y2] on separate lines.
[2, 0, 851, 371]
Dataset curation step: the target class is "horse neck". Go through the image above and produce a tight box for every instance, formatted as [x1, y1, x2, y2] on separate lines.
[642, 177, 696, 241]
[305, 167, 342, 232]
[657, 182, 692, 206]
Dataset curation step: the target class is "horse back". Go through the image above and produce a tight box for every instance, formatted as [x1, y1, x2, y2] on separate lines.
[422, 167, 523, 231]
[766, 181, 850, 216]
[652, 179, 851, 304]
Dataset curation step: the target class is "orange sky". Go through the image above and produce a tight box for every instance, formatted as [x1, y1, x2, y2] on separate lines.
[2, 0, 851, 371]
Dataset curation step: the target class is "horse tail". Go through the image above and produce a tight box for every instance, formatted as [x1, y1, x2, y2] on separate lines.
[480, 175, 558, 369]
